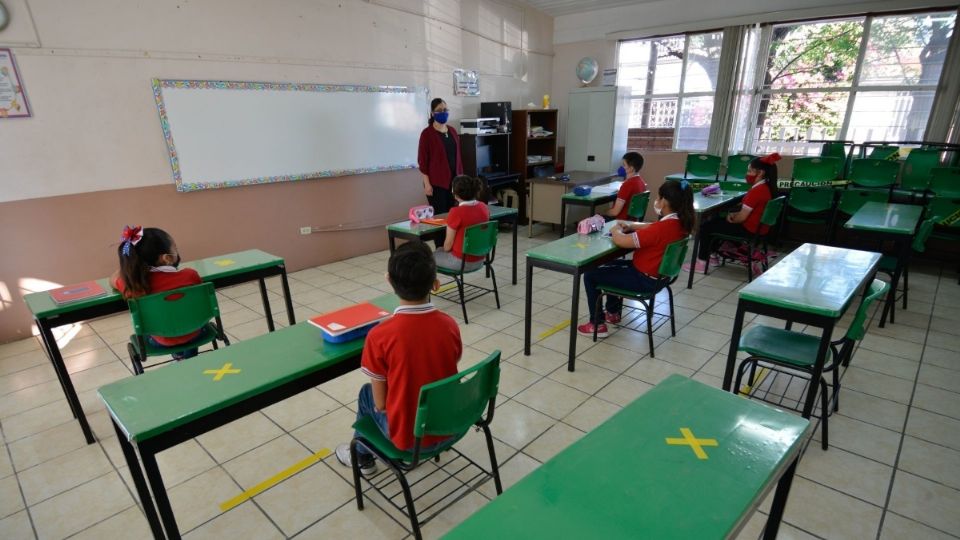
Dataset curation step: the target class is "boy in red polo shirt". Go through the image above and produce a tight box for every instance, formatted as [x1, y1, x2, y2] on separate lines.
[605, 152, 648, 221]
[434, 175, 490, 272]
[336, 241, 462, 476]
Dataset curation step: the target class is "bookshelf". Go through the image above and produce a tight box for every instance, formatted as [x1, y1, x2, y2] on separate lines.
[510, 109, 558, 222]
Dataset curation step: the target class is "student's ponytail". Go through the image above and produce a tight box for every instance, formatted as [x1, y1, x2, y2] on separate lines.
[116, 227, 176, 297]
[660, 180, 696, 233]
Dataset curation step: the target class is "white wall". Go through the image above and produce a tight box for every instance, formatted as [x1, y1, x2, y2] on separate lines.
[0, 0, 554, 203]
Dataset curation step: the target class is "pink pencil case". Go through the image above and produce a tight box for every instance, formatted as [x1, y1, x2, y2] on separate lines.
[409, 205, 435, 224]
[577, 215, 606, 235]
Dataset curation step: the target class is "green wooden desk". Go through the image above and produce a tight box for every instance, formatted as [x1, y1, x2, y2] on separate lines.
[843, 202, 922, 328]
[686, 191, 746, 289]
[24, 249, 296, 444]
[722, 243, 881, 419]
[558, 181, 622, 237]
[524, 222, 627, 371]
[385, 205, 519, 284]
[99, 294, 399, 539]
[445, 375, 810, 540]
[528, 171, 619, 237]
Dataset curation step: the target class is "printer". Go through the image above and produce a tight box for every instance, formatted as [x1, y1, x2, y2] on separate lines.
[459, 118, 499, 135]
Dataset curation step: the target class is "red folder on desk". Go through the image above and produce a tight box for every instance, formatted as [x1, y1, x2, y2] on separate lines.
[308, 302, 392, 336]
[49, 281, 108, 304]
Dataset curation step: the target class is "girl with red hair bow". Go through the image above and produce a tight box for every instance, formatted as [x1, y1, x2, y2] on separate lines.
[687, 153, 780, 273]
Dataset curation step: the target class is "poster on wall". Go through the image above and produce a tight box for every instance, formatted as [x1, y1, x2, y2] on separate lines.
[0, 48, 31, 119]
[453, 69, 479, 97]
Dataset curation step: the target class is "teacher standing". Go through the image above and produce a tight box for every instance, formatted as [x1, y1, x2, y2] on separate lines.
[418, 98, 463, 215]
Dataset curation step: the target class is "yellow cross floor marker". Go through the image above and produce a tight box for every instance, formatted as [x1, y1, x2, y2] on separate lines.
[435, 283, 458, 294]
[203, 362, 241, 381]
[213, 259, 236, 267]
[738, 367, 769, 396]
[219, 448, 332, 512]
[665, 427, 718, 460]
[538, 319, 570, 340]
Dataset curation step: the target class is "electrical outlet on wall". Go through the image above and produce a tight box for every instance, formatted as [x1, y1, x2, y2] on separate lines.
[299, 227, 312, 235]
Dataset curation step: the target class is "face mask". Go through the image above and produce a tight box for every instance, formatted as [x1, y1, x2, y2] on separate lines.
[617, 165, 626, 177]
[745, 172, 758, 185]
[433, 111, 449, 124]
[653, 199, 663, 216]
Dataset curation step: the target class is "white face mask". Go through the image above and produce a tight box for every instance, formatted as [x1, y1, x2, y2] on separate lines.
[653, 199, 663, 216]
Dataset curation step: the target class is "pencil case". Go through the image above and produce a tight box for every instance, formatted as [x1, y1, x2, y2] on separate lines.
[409, 205, 435, 224]
[577, 214, 606, 235]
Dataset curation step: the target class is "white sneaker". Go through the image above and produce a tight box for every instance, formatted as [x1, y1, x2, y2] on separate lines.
[335, 443, 378, 477]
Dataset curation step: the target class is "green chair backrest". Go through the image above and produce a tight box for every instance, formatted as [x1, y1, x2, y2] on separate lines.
[760, 195, 787, 227]
[414, 351, 501, 438]
[719, 180, 750, 193]
[788, 187, 835, 213]
[627, 191, 651, 221]
[461, 221, 499, 258]
[929, 167, 960, 197]
[848, 158, 900, 188]
[686, 153, 722, 178]
[926, 197, 960, 228]
[656, 237, 690, 280]
[846, 279, 890, 341]
[912, 218, 936, 253]
[793, 157, 841, 183]
[866, 145, 900, 160]
[837, 188, 888, 216]
[725, 154, 756, 181]
[128, 283, 219, 338]
[820, 142, 848, 160]
[901, 149, 941, 191]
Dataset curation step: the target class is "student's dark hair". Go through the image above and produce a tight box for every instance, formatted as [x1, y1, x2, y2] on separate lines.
[749, 156, 778, 198]
[622, 151, 644, 173]
[659, 180, 695, 233]
[117, 227, 176, 298]
[452, 175, 482, 201]
[429, 98, 446, 125]
[388, 241, 437, 301]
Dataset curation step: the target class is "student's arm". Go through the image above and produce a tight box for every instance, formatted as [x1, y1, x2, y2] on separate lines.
[371, 379, 387, 411]
[606, 199, 626, 218]
[443, 225, 456, 251]
[726, 205, 753, 224]
[611, 227, 640, 249]
[109, 270, 122, 290]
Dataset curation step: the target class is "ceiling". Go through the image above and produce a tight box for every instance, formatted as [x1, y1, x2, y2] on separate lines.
[520, 0, 661, 17]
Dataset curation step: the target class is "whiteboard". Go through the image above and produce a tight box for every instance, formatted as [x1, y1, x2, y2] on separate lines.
[152, 79, 429, 192]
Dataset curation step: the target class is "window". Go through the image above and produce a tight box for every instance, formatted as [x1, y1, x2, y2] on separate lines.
[737, 11, 955, 155]
[617, 31, 723, 151]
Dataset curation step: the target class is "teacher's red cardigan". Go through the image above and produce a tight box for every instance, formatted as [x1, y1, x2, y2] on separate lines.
[418, 125, 464, 190]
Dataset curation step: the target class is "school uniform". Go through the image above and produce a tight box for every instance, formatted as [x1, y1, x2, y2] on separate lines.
[697, 180, 773, 260]
[434, 200, 490, 272]
[614, 175, 648, 220]
[356, 304, 461, 453]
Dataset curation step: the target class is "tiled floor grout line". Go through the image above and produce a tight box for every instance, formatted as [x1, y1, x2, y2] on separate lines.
[0, 421, 40, 539]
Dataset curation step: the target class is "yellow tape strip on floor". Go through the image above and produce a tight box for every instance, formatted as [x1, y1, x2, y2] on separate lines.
[219, 448, 332, 512]
[435, 283, 458, 294]
[738, 367, 769, 396]
[538, 319, 570, 340]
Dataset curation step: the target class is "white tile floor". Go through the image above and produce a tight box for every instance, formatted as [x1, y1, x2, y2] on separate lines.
[1, 229, 959, 539]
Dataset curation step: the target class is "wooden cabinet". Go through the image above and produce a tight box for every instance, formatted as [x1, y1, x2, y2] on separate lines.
[510, 109, 558, 222]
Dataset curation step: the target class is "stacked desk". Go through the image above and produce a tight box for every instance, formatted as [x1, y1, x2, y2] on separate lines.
[722, 243, 881, 419]
[99, 294, 399, 539]
[527, 170, 618, 237]
[445, 375, 810, 540]
[24, 249, 296, 444]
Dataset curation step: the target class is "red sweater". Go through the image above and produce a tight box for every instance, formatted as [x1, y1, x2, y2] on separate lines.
[418, 125, 464, 190]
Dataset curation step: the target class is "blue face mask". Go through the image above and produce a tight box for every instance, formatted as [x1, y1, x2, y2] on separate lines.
[433, 111, 449, 124]
[617, 166, 627, 177]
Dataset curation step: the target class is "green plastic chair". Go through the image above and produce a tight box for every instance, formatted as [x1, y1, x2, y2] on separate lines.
[126, 283, 230, 375]
[685, 153, 722, 180]
[929, 167, 960, 197]
[896, 149, 941, 200]
[708, 196, 786, 283]
[820, 141, 850, 160]
[724, 154, 756, 181]
[848, 158, 900, 194]
[792, 157, 841, 183]
[436, 221, 500, 324]
[783, 187, 836, 242]
[348, 350, 503, 539]
[626, 191, 651, 221]
[866, 145, 900, 160]
[876, 218, 935, 324]
[735, 279, 889, 450]
[593, 237, 688, 357]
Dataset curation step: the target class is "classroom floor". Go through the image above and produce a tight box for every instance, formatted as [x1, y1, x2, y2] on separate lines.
[1, 229, 959, 540]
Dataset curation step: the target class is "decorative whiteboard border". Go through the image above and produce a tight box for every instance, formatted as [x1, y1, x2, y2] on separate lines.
[151, 79, 427, 192]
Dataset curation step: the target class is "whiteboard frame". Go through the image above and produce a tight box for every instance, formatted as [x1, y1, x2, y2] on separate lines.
[152, 79, 429, 192]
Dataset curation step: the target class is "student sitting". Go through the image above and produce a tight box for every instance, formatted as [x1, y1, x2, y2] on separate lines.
[605, 151, 648, 221]
[335, 241, 462, 476]
[434, 175, 490, 272]
[111, 226, 203, 360]
[579, 180, 695, 337]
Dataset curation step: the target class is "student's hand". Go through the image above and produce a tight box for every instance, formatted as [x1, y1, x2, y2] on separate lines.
[424, 183, 433, 197]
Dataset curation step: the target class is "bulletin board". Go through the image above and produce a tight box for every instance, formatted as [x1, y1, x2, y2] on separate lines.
[152, 79, 429, 192]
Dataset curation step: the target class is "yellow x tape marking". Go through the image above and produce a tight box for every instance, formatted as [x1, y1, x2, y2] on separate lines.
[665, 427, 718, 460]
[203, 362, 241, 381]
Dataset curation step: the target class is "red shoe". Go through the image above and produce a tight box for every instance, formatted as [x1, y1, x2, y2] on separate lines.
[577, 322, 609, 338]
[604, 312, 622, 324]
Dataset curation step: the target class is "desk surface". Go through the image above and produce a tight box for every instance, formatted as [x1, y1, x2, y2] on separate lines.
[739, 243, 881, 318]
[445, 375, 809, 539]
[844, 202, 922, 235]
[24, 249, 285, 319]
[100, 294, 399, 443]
[560, 181, 623, 202]
[385, 205, 518, 235]
[694, 192, 745, 214]
[525, 221, 620, 266]
[529, 170, 618, 187]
